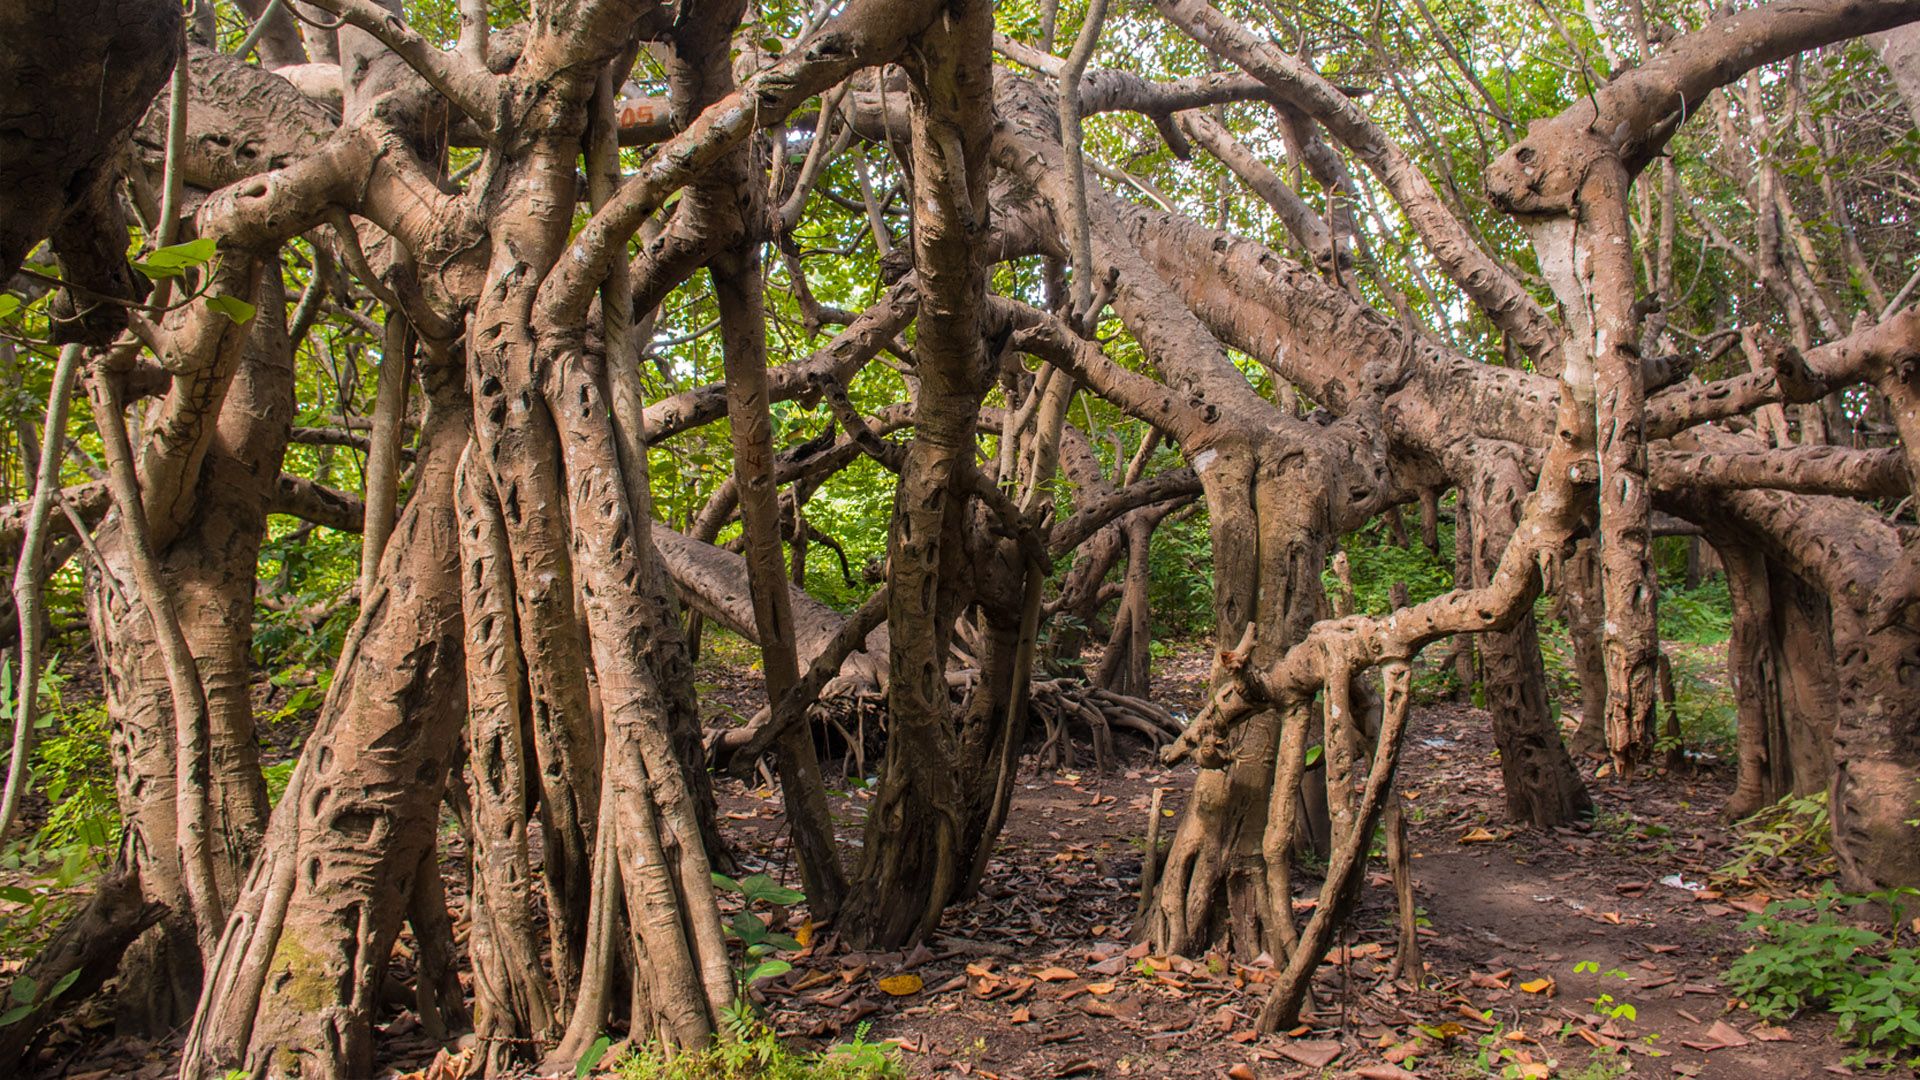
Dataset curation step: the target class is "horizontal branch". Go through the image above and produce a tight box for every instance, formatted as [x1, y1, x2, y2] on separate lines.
[1150, 0, 1559, 364]
[0, 481, 109, 550]
[267, 474, 365, 532]
[643, 278, 916, 442]
[1488, 0, 1920, 211]
[1652, 445, 1908, 500]
[1049, 468, 1201, 555]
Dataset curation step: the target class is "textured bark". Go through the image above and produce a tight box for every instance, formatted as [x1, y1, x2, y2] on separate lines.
[0, 0, 179, 343]
[1468, 448, 1591, 825]
[182, 366, 469, 1080]
[455, 450, 555, 1071]
[838, 0, 998, 949]
[89, 268, 290, 1031]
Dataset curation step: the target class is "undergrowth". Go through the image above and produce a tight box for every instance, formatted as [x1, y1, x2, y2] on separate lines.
[615, 1020, 903, 1080]
[1717, 792, 1834, 886]
[1725, 884, 1920, 1069]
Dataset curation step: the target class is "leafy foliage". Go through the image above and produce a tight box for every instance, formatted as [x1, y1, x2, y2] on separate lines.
[617, 1019, 903, 1080]
[1726, 885, 1920, 1067]
[1718, 792, 1835, 885]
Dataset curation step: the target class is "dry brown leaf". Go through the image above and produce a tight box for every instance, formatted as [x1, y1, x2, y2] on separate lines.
[1226, 1065, 1256, 1080]
[1705, 1020, 1751, 1047]
[1033, 965, 1080, 982]
[1460, 827, 1499, 843]
[878, 973, 923, 996]
[1275, 1039, 1343, 1069]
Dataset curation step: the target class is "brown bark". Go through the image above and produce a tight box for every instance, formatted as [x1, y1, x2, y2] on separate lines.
[839, 0, 998, 949]
[182, 362, 469, 1080]
[455, 449, 555, 1070]
[0, 0, 179, 343]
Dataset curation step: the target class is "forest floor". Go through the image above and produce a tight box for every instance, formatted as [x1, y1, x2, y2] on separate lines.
[3, 637, 1887, 1080]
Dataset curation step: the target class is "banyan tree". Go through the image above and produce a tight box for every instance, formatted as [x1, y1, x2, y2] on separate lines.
[3, 0, 1920, 1073]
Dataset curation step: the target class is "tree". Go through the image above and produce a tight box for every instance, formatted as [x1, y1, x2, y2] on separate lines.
[2, 0, 1920, 1072]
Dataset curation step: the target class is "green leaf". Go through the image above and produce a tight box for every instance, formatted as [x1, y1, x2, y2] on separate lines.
[0, 1004, 30, 1026]
[133, 238, 219, 279]
[48, 969, 80, 1000]
[737, 873, 804, 906]
[729, 912, 769, 945]
[0, 885, 31, 904]
[1303, 744, 1323, 768]
[710, 871, 744, 894]
[745, 959, 791, 985]
[10, 975, 35, 1004]
[0, 295, 19, 321]
[575, 1034, 612, 1077]
[205, 295, 256, 324]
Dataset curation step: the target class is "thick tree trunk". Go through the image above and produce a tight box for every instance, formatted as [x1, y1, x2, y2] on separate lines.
[1469, 449, 1591, 825]
[182, 366, 469, 1080]
[89, 268, 289, 1031]
[1560, 538, 1609, 757]
[839, 0, 997, 949]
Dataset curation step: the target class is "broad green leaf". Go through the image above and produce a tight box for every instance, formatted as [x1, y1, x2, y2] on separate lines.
[133, 238, 219, 280]
[205, 295, 256, 324]
[745, 959, 791, 985]
[738, 873, 804, 906]
[48, 969, 80, 1000]
[9, 975, 35, 1004]
[574, 1034, 612, 1077]
[729, 912, 768, 945]
[710, 871, 744, 894]
[0, 885, 32, 904]
[0, 1004, 30, 1026]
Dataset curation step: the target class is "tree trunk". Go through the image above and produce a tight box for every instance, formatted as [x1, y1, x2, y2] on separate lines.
[89, 268, 288, 1031]
[1469, 449, 1591, 825]
[182, 363, 470, 1080]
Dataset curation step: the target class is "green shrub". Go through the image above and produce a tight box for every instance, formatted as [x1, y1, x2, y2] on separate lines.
[1725, 885, 1920, 1068]
[617, 1020, 903, 1080]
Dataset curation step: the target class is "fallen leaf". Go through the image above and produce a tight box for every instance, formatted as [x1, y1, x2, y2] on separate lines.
[1275, 1039, 1343, 1068]
[795, 920, 814, 947]
[1010, 1006, 1031, 1024]
[1751, 1024, 1794, 1042]
[1033, 966, 1079, 982]
[1355, 1067, 1421, 1080]
[1383, 1040, 1428, 1063]
[878, 973, 923, 996]
[1086, 982, 1115, 994]
[1705, 1020, 1751, 1047]
[1520, 977, 1555, 994]
[1226, 1065, 1256, 1080]
[1229, 1030, 1257, 1044]
[1461, 827, 1499, 843]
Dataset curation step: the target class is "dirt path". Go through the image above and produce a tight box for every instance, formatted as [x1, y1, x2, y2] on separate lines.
[713, 649, 1858, 1080]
